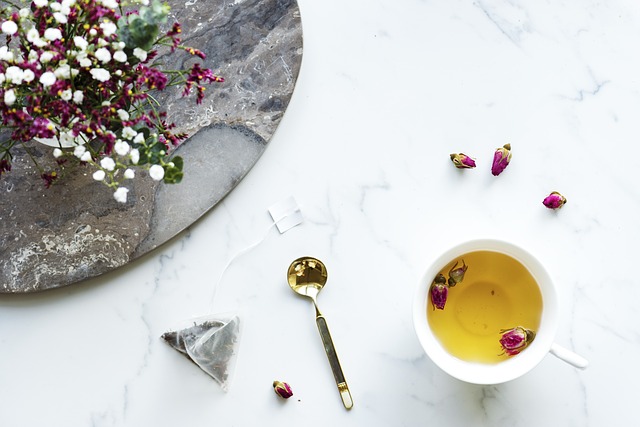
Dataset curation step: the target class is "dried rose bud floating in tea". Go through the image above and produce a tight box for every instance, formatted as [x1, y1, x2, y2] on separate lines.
[499, 326, 536, 356]
[427, 251, 542, 364]
[430, 273, 449, 310]
[447, 260, 467, 287]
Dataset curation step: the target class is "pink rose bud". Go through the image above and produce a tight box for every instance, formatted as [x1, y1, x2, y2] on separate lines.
[430, 273, 449, 310]
[447, 259, 467, 287]
[273, 380, 293, 399]
[491, 143, 512, 176]
[450, 153, 476, 169]
[542, 191, 567, 209]
[499, 326, 535, 356]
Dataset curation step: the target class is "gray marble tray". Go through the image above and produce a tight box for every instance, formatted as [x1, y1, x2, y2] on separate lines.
[0, 0, 303, 293]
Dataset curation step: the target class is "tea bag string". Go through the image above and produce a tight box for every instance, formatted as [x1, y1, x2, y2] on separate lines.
[209, 221, 278, 310]
[209, 196, 303, 310]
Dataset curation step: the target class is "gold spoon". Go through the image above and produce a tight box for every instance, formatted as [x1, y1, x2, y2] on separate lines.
[287, 257, 353, 410]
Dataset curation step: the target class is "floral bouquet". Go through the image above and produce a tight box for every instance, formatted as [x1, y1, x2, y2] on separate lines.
[0, 0, 223, 202]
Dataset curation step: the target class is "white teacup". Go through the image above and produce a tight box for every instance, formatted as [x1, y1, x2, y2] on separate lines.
[413, 239, 588, 384]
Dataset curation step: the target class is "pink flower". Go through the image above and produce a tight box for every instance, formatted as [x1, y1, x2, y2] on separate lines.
[450, 153, 476, 169]
[273, 381, 293, 399]
[542, 191, 567, 209]
[491, 143, 512, 176]
[430, 273, 449, 310]
[499, 326, 535, 356]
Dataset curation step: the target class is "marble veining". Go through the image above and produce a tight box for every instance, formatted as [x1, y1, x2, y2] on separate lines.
[1, 0, 639, 426]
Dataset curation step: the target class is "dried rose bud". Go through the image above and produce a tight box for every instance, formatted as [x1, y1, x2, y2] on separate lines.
[542, 191, 567, 209]
[499, 326, 535, 356]
[450, 153, 476, 169]
[430, 273, 448, 310]
[273, 380, 293, 399]
[447, 260, 467, 287]
[491, 143, 512, 176]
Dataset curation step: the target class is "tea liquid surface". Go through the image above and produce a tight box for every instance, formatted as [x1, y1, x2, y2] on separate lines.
[427, 250, 542, 364]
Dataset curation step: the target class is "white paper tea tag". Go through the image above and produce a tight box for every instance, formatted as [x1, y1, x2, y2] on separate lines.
[268, 196, 303, 233]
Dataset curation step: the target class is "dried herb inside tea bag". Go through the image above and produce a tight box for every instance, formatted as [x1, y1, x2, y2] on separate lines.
[161, 314, 241, 391]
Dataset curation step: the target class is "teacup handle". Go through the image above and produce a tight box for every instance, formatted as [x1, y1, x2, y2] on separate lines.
[549, 343, 589, 369]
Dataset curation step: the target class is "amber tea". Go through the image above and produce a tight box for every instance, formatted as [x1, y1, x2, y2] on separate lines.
[427, 250, 542, 364]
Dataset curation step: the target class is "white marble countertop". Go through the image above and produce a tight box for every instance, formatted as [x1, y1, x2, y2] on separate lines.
[1, 0, 639, 425]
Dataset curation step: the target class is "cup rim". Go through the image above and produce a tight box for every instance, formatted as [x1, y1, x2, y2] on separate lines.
[413, 238, 559, 384]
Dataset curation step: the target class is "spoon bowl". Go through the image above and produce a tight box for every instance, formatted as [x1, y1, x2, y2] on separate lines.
[287, 257, 327, 300]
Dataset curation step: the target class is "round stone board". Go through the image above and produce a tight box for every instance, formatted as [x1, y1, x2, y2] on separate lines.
[0, 0, 303, 293]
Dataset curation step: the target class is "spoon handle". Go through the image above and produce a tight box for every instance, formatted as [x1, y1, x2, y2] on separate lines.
[316, 315, 353, 410]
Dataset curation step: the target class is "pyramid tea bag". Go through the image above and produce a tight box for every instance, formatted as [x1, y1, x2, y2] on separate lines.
[161, 313, 241, 391]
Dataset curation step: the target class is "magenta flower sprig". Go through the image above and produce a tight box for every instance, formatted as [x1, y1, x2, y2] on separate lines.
[0, 0, 224, 203]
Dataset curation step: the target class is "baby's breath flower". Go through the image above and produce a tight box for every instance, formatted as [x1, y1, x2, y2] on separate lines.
[4, 89, 16, 106]
[114, 140, 130, 156]
[22, 69, 35, 82]
[100, 21, 117, 37]
[116, 109, 129, 120]
[39, 71, 56, 87]
[53, 148, 63, 158]
[124, 168, 135, 179]
[54, 64, 71, 79]
[113, 187, 129, 203]
[5, 66, 24, 84]
[78, 57, 92, 68]
[44, 28, 62, 41]
[0, 46, 13, 61]
[101, 0, 119, 9]
[93, 170, 106, 181]
[80, 151, 92, 162]
[18, 8, 30, 18]
[73, 145, 86, 158]
[33, 0, 48, 8]
[74, 36, 88, 50]
[149, 164, 165, 181]
[90, 67, 110, 82]
[40, 51, 54, 63]
[53, 12, 68, 24]
[133, 47, 147, 62]
[1, 20, 18, 35]
[122, 127, 137, 140]
[129, 148, 140, 165]
[113, 50, 127, 62]
[72, 90, 84, 104]
[100, 157, 115, 171]
[94, 47, 111, 63]
[60, 89, 72, 101]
